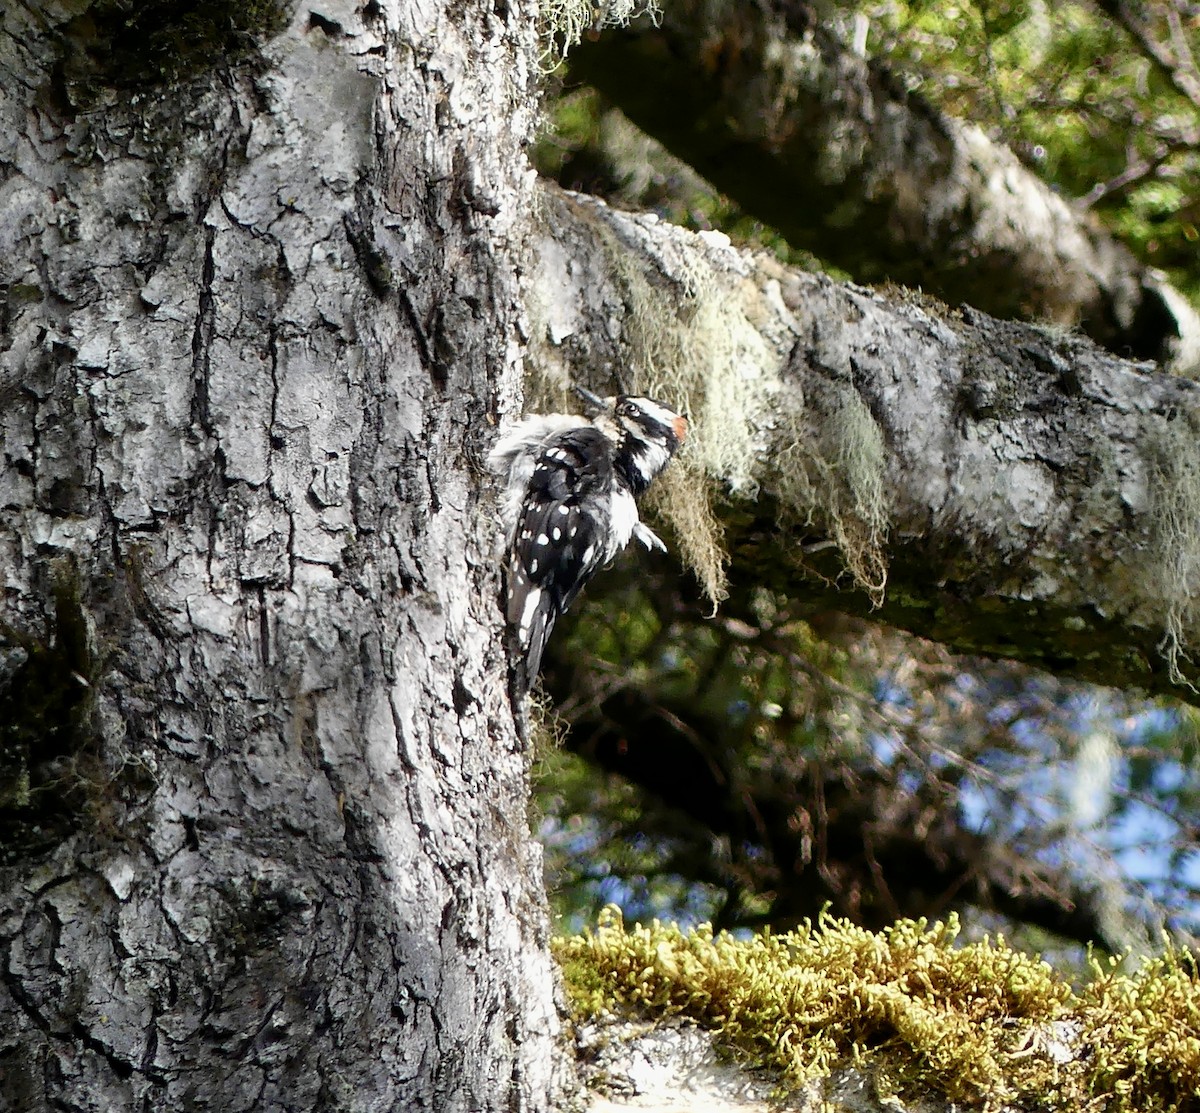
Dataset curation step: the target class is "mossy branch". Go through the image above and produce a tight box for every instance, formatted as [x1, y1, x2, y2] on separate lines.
[528, 187, 1200, 703]
[556, 908, 1200, 1111]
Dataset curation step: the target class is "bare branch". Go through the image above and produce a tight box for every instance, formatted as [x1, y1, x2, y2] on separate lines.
[1078, 143, 1176, 209]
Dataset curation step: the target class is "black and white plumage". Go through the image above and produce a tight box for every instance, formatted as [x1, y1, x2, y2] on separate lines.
[487, 389, 688, 683]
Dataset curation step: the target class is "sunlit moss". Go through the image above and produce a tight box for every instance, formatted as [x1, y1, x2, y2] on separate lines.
[1085, 949, 1200, 1111]
[555, 907, 1200, 1109]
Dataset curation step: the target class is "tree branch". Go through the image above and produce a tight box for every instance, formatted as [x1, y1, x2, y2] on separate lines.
[529, 185, 1200, 701]
[567, 0, 1200, 373]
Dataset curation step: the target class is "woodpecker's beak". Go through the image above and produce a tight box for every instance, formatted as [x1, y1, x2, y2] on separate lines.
[572, 383, 608, 414]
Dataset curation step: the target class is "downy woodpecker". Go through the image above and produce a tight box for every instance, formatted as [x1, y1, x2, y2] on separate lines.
[487, 387, 688, 683]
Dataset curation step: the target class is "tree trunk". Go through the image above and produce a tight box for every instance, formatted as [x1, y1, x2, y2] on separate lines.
[1, 2, 566, 1109]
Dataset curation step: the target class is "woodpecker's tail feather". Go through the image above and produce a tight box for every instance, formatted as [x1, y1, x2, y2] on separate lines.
[507, 626, 554, 701]
[515, 588, 556, 681]
[502, 561, 559, 695]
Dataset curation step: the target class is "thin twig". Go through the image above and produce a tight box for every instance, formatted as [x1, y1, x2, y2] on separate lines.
[1096, 0, 1200, 111]
[1078, 144, 1173, 208]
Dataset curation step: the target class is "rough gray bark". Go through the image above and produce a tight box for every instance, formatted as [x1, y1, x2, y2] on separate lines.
[568, 0, 1200, 375]
[0, 1, 566, 1110]
[530, 186, 1200, 701]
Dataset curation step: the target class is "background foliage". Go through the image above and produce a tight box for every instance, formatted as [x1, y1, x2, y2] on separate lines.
[533, 0, 1200, 968]
[860, 0, 1200, 296]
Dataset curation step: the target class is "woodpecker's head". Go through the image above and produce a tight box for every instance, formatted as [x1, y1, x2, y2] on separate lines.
[574, 385, 688, 495]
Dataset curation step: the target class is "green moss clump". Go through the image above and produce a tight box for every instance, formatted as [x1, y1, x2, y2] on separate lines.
[555, 907, 1200, 1111]
[1085, 949, 1200, 1112]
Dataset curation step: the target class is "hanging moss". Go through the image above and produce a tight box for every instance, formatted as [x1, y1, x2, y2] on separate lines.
[1143, 409, 1200, 689]
[538, 0, 661, 66]
[556, 907, 1200, 1111]
[532, 194, 895, 615]
[770, 373, 890, 606]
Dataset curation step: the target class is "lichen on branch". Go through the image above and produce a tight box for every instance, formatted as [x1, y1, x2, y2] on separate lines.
[528, 190, 892, 610]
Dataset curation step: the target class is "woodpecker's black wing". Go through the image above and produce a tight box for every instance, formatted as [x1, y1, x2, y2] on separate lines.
[506, 426, 613, 679]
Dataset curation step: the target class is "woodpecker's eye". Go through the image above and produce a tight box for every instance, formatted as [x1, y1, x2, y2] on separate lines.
[616, 401, 638, 418]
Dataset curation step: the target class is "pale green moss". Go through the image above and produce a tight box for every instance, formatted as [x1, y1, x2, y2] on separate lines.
[554, 907, 1200, 1111]
[530, 202, 892, 610]
[599, 223, 771, 606]
[1145, 412, 1200, 688]
[538, 0, 661, 65]
[771, 380, 889, 605]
